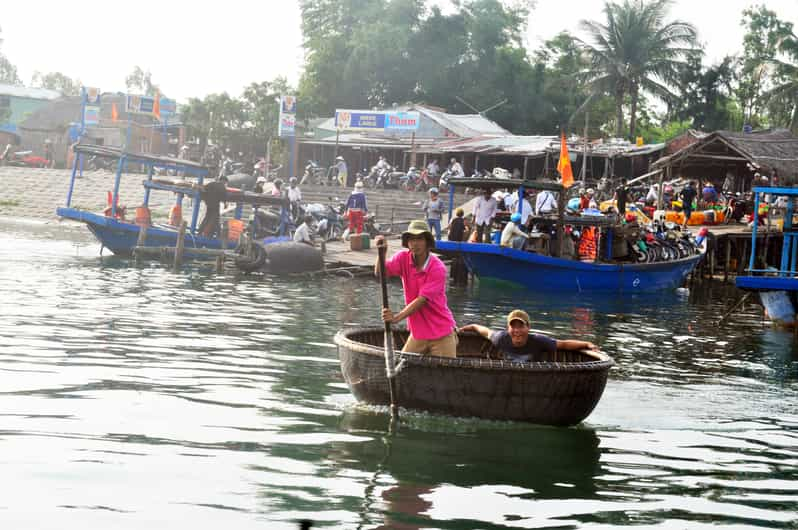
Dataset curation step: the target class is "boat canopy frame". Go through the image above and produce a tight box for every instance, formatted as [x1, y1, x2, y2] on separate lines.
[746, 186, 798, 278]
[64, 143, 290, 237]
[445, 177, 618, 259]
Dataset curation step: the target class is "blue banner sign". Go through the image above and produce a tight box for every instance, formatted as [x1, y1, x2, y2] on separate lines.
[335, 110, 386, 131]
[335, 110, 420, 132]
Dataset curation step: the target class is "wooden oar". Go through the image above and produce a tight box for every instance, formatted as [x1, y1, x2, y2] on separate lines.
[377, 242, 400, 421]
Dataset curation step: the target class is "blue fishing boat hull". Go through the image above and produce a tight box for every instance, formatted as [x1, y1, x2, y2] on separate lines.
[436, 241, 702, 292]
[57, 207, 223, 257]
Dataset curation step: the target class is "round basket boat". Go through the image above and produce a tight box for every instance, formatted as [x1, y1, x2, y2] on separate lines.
[334, 327, 614, 426]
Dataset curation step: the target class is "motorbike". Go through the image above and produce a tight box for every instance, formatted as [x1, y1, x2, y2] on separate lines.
[218, 157, 243, 179]
[363, 213, 382, 238]
[302, 198, 346, 240]
[365, 164, 390, 188]
[438, 168, 456, 192]
[723, 193, 749, 224]
[254, 159, 283, 181]
[86, 154, 115, 171]
[300, 160, 326, 186]
[6, 150, 49, 168]
[399, 167, 424, 191]
[375, 166, 404, 189]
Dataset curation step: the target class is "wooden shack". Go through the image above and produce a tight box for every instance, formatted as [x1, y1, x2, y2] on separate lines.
[651, 128, 798, 192]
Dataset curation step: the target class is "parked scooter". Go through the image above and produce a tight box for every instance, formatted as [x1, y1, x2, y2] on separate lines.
[723, 193, 749, 224]
[399, 167, 424, 191]
[300, 160, 326, 186]
[302, 198, 346, 240]
[87, 154, 115, 171]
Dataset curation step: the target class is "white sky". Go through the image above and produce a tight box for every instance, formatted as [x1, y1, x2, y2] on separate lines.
[3, 0, 797, 103]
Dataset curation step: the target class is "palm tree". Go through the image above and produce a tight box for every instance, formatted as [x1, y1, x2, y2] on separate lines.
[761, 32, 798, 133]
[576, 0, 698, 139]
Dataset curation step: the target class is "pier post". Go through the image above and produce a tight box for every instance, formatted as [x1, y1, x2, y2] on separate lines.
[724, 239, 731, 282]
[216, 224, 228, 273]
[174, 221, 187, 271]
[135, 225, 148, 266]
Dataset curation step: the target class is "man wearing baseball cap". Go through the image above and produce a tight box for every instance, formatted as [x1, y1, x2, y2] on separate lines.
[460, 309, 596, 362]
[374, 220, 458, 357]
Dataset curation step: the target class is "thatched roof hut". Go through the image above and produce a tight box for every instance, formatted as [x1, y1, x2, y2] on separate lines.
[652, 128, 798, 189]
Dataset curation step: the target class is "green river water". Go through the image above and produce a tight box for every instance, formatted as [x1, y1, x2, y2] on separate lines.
[0, 220, 796, 529]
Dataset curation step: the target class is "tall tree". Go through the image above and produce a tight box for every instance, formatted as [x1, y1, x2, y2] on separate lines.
[577, 0, 698, 139]
[760, 36, 798, 133]
[0, 26, 20, 85]
[30, 71, 81, 96]
[671, 55, 741, 132]
[125, 66, 159, 96]
[737, 6, 794, 127]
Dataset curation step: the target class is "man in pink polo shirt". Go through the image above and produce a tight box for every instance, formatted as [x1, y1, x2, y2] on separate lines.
[375, 220, 458, 357]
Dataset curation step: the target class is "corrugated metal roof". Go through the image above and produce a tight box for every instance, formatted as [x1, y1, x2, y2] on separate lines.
[0, 83, 61, 100]
[414, 105, 510, 137]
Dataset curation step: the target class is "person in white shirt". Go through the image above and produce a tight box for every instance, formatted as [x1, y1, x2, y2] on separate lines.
[504, 190, 518, 211]
[293, 215, 315, 246]
[426, 159, 440, 179]
[504, 191, 533, 226]
[375, 156, 390, 171]
[473, 188, 498, 242]
[500, 213, 529, 249]
[535, 190, 557, 215]
[287, 177, 302, 219]
[450, 157, 465, 179]
[587, 188, 598, 209]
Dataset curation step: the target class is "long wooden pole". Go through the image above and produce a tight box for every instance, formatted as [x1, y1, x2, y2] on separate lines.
[377, 243, 399, 421]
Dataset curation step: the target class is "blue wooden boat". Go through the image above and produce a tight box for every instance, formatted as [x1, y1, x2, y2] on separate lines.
[57, 144, 289, 257]
[439, 177, 702, 293]
[436, 240, 702, 292]
[735, 186, 798, 324]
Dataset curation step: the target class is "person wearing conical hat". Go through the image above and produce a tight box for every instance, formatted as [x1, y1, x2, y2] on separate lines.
[374, 221, 458, 358]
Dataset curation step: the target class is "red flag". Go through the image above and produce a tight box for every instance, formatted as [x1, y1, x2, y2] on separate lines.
[557, 133, 574, 188]
[152, 92, 161, 120]
[111, 102, 119, 122]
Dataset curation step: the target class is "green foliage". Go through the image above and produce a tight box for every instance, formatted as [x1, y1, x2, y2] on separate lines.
[30, 71, 81, 96]
[635, 117, 691, 144]
[125, 66, 159, 96]
[297, 0, 535, 130]
[0, 26, 20, 85]
[670, 55, 740, 131]
[577, 0, 699, 139]
[179, 77, 295, 162]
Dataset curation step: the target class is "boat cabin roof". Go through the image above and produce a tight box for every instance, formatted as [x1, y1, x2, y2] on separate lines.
[74, 143, 209, 174]
[447, 177, 564, 192]
[753, 186, 798, 197]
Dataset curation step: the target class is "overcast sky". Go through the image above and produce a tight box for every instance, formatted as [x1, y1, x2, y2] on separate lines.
[2, 0, 797, 103]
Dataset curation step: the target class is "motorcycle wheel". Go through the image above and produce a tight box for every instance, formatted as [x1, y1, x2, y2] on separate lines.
[328, 224, 342, 241]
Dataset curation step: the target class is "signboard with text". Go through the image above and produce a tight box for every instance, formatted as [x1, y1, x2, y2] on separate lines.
[385, 111, 420, 131]
[335, 110, 420, 132]
[83, 105, 100, 126]
[125, 94, 155, 115]
[278, 95, 296, 137]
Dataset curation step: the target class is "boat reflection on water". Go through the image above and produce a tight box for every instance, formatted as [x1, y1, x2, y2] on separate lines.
[329, 410, 602, 528]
